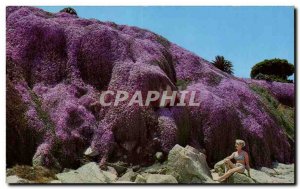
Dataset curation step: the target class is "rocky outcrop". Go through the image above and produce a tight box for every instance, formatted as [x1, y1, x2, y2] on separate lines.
[6, 145, 294, 184]
[213, 160, 226, 176]
[6, 6, 294, 170]
[55, 162, 117, 183]
[166, 145, 214, 183]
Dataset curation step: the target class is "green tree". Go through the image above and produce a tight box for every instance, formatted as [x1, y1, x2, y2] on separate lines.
[251, 58, 294, 83]
[212, 56, 234, 75]
[59, 7, 77, 16]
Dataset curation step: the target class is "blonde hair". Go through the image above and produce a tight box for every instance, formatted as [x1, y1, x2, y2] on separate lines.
[235, 139, 245, 147]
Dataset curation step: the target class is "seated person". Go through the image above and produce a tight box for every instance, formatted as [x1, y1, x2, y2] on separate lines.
[215, 139, 250, 182]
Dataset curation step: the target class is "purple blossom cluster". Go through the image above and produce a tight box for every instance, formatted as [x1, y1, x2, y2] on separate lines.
[6, 6, 294, 168]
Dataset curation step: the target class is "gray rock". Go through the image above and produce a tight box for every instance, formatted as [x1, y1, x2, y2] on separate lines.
[214, 160, 226, 176]
[273, 163, 294, 174]
[271, 163, 294, 183]
[248, 169, 276, 183]
[146, 174, 178, 183]
[155, 152, 163, 161]
[49, 180, 62, 183]
[6, 175, 31, 183]
[63, 168, 73, 173]
[107, 166, 118, 176]
[141, 172, 150, 179]
[259, 167, 278, 176]
[227, 172, 255, 183]
[142, 163, 168, 174]
[106, 162, 128, 175]
[56, 171, 83, 183]
[132, 165, 140, 172]
[56, 162, 117, 183]
[166, 144, 213, 183]
[134, 174, 146, 183]
[84, 146, 99, 156]
[117, 170, 137, 182]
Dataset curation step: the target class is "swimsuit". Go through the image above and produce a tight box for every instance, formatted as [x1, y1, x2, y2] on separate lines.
[234, 151, 246, 172]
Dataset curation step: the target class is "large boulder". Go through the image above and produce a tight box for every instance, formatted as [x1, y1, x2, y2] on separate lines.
[166, 145, 214, 183]
[55, 162, 117, 183]
[213, 160, 226, 176]
[106, 162, 128, 175]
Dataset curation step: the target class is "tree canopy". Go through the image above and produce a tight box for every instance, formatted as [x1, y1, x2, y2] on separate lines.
[212, 56, 234, 75]
[251, 58, 294, 82]
[59, 7, 77, 16]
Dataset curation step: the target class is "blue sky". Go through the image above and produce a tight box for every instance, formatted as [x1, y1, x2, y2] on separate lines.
[40, 6, 294, 78]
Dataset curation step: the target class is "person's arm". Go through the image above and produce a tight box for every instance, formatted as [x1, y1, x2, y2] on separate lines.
[245, 152, 251, 176]
[224, 152, 235, 161]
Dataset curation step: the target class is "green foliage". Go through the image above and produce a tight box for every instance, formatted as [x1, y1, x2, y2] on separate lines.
[250, 84, 294, 140]
[254, 73, 293, 83]
[251, 58, 294, 82]
[176, 79, 190, 90]
[59, 7, 77, 16]
[212, 56, 234, 75]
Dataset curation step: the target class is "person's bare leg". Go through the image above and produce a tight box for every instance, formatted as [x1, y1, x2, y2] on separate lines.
[224, 159, 235, 171]
[217, 166, 244, 182]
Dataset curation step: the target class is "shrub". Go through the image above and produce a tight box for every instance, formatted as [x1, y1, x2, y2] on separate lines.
[176, 79, 190, 90]
[59, 7, 77, 16]
[251, 58, 294, 82]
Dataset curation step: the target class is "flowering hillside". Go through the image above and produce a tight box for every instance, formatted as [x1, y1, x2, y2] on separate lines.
[6, 6, 294, 169]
